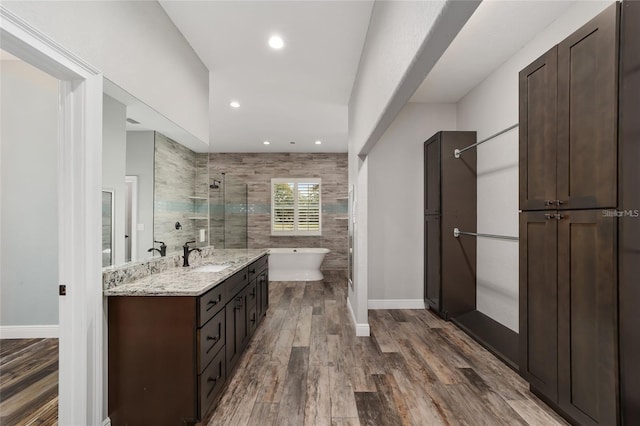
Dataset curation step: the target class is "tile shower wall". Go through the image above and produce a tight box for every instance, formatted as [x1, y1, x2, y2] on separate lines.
[208, 153, 348, 270]
[154, 132, 197, 254]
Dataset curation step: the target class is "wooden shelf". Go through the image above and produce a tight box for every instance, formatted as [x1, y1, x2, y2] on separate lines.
[334, 217, 348, 220]
[188, 196, 208, 200]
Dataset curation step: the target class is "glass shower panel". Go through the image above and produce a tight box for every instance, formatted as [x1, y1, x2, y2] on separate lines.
[224, 175, 248, 248]
[209, 173, 225, 248]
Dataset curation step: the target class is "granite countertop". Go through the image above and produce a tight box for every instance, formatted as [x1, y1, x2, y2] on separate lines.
[103, 249, 268, 297]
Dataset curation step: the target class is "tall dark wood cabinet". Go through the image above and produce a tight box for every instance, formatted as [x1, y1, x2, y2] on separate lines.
[618, 1, 640, 425]
[424, 131, 477, 320]
[519, 4, 620, 426]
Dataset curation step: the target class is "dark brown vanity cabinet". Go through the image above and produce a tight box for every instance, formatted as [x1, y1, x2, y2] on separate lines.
[520, 3, 619, 212]
[108, 255, 269, 425]
[519, 4, 621, 426]
[423, 131, 477, 320]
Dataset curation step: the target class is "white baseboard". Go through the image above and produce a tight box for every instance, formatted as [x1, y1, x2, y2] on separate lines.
[0, 325, 59, 339]
[346, 297, 370, 337]
[368, 299, 426, 310]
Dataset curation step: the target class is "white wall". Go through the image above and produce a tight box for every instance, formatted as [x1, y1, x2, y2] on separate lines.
[102, 95, 127, 267]
[0, 59, 59, 327]
[3, 0, 209, 143]
[126, 131, 155, 262]
[368, 103, 456, 307]
[456, 0, 613, 332]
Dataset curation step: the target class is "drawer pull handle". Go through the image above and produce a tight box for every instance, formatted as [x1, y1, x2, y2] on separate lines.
[207, 335, 219, 343]
[250, 290, 256, 297]
[208, 376, 219, 384]
[250, 268, 256, 274]
[206, 294, 222, 310]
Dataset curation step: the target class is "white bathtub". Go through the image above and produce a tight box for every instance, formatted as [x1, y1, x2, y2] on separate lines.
[268, 248, 330, 281]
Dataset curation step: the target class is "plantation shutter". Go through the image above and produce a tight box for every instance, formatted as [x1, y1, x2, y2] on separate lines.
[271, 178, 321, 235]
[272, 182, 295, 232]
[297, 182, 320, 232]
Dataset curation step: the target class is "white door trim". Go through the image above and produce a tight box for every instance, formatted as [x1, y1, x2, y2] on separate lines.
[1, 6, 104, 425]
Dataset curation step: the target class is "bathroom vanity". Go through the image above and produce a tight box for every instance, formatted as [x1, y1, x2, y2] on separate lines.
[104, 249, 269, 426]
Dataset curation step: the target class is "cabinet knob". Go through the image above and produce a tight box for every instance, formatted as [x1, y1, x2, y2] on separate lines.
[545, 213, 554, 220]
[207, 335, 219, 343]
[544, 200, 556, 206]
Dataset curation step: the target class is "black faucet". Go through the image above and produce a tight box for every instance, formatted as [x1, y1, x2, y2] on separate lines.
[147, 240, 167, 257]
[182, 241, 202, 267]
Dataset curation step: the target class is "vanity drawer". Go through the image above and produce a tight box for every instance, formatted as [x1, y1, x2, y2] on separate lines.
[227, 267, 248, 299]
[198, 282, 226, 327]
[248, 255, 268, 281]
[198, 347, 225, 420]
[197, 309, 225, 374]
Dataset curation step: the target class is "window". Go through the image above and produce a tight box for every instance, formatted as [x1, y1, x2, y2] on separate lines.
[271, 178, 321, 236]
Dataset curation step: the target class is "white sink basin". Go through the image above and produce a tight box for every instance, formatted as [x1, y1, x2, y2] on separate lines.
[191, 264, 229, 273]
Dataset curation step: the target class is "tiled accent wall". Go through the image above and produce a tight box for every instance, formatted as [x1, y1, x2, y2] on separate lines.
[154, 133, 197, 254]
[208, 153, 348, 270]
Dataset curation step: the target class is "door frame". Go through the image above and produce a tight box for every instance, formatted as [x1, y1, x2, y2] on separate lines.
[1, 7, 105, 425]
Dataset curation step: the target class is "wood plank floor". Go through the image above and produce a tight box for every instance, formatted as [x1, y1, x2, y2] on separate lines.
[0, 338, 58, 426]
[204, 271, 568, 426]
[0, 272, 568, 426]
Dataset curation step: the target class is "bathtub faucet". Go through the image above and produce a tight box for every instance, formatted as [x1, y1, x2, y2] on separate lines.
[182, 241, 202, 267]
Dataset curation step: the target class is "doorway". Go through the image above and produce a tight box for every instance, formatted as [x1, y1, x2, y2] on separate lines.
[0, 48, 60, 424]
[1, 9, 105, 425]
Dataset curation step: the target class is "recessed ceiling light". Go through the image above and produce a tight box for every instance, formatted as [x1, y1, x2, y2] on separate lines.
[315, 140, 322, 145]
[263, 141, 270, 145]
[230, 101, 240, 108]
[268, 35, 284, 50]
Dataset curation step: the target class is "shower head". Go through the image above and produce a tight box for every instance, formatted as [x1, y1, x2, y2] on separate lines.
[210, 180, 221, 189]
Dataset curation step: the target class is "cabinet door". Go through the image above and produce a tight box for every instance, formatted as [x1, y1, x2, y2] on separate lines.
[424, 214, 441, 312]
[557, 210, 618, 426]
[225, 292, 247, 372]
[258, 270, 269, 319]
[424, 135, 441, 215]
[519, 211, 558, 402]
[619, 1, 640, 424]
[557, 3, 619, 210]
[519, 47, 558, 210]
[246, 281, 258, 337]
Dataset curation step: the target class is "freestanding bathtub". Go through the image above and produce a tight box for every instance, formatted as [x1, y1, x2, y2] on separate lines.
[268, 248, 330, 281]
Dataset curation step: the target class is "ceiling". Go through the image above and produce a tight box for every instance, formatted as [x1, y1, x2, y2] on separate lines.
[411, 0, 575, 103]
[159, 0, 374, 153]
[158, 0, 578, 153]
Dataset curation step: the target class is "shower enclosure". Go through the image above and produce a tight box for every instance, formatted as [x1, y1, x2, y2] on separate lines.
[209, 173, 248, 248]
